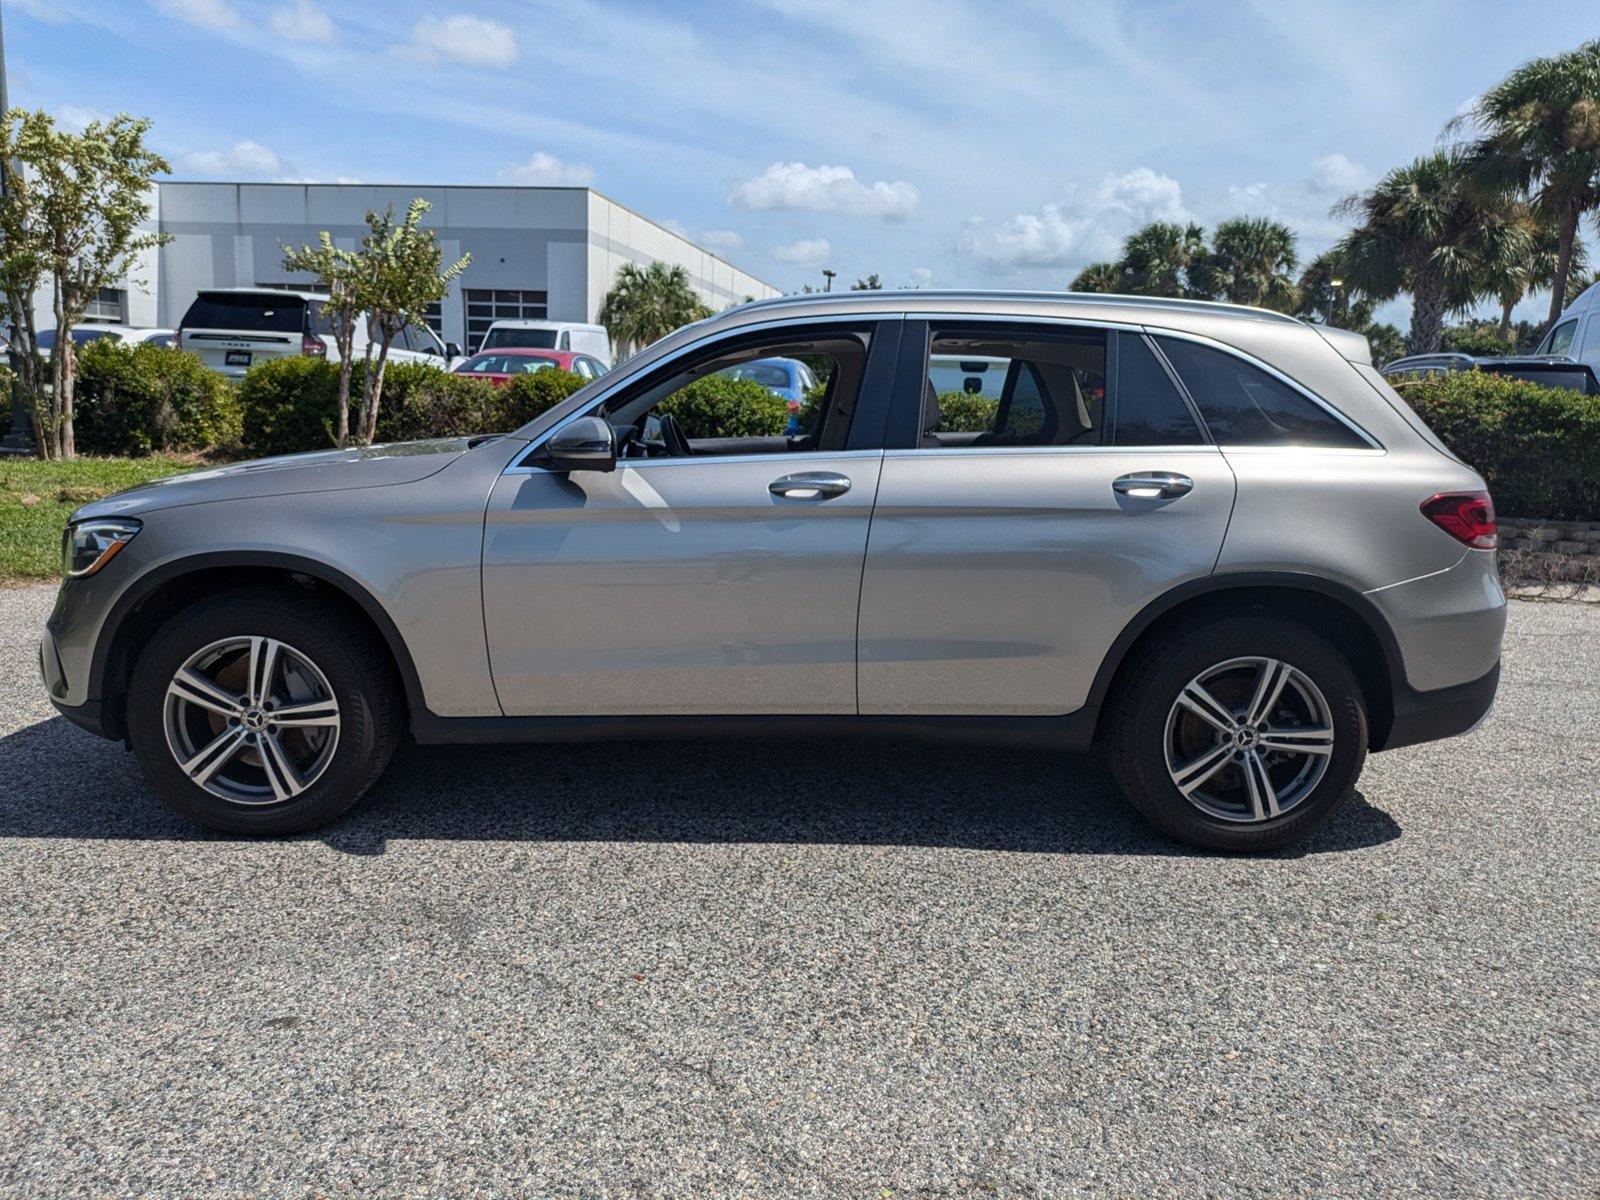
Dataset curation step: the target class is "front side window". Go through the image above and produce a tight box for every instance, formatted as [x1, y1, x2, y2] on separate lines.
[1155, 335, 1367, 448]
[600, 327, 873, 459]
[1546, 319, 1579, 357]
[920, 327, 1107, 447]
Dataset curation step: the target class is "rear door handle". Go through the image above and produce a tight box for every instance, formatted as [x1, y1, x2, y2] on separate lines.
[769, 471, 851, 499]
[1113, 471, 1194, 499]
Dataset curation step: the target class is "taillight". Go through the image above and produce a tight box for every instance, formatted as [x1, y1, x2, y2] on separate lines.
[1421, 491, 1497, 549]
[302, 333, 326, 357]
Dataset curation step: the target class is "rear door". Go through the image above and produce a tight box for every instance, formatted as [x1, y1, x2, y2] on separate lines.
[856, 320, 1236, 716]
[178, 291, 309, 376]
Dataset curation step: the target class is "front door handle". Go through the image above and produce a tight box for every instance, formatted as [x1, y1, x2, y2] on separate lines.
[1113, 471, 1194, 499]
[769, 471, 851, 500]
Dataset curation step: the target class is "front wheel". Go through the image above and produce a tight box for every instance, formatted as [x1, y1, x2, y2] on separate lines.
[127, 590, 400, 835]
[1104, 616, 1368, 852]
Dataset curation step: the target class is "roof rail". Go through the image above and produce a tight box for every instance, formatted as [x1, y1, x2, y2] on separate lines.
[726, 289, 1304, 325]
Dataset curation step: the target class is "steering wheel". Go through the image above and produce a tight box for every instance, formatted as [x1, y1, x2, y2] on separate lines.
[658, 411, 693, 457]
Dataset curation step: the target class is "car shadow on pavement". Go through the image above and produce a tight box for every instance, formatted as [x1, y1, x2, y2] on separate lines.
[0, 716, 1402, 858]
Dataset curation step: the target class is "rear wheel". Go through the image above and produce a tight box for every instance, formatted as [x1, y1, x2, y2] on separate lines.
[1104, 615, 1368, 852]
[127, 591, 400, 835]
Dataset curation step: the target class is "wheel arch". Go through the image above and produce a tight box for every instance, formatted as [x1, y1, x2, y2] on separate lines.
[90, 552, 425, 740]
[1087, 572, 1403, 751]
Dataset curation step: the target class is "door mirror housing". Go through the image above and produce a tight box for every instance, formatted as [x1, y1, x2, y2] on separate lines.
[444, 341, 462, 358]
[544, 416, 617, 473]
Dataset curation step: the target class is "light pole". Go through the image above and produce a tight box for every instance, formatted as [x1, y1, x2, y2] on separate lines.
[0, 0, 32, 450]
[822, 269, 835, 293]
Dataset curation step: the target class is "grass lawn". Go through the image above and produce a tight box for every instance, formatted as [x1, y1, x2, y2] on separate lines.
[0, 456, 196, 581]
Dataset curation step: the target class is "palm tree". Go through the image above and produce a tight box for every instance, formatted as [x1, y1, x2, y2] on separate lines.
[599, 261, 712, 359]
[1194, 217, 1300, 311]
[1477, 206, 1589, 340]
[1460, 39, 1600, 327]
[1070, 261, 1123, 293]
[1118, 221, 1207, 297]
[1295, 249, 1376, 328]
[1335, 151, 1530, 354]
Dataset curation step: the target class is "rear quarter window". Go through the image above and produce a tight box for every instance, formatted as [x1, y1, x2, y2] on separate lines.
[1155, 335, 1368, 448]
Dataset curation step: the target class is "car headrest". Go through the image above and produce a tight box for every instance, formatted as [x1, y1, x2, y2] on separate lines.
[923, 379, 940, 433]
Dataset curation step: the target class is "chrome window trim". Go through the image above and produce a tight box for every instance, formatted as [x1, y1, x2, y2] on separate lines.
[503, 448, 885, 475]
[902, 311, 1144, 332]
[503, 313, 891, 474]
[1146, 326, 1382, 450]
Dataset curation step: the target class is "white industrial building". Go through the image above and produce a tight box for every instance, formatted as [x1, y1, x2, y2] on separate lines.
[70, 181, 778, 349]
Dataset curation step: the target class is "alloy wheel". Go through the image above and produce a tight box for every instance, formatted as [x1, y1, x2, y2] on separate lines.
[162, 636, 341, 806]
[1162, 656, 1335, 824]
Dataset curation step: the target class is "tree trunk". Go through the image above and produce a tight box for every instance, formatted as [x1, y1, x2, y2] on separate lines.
[1498, 295, 1515, 343]
[335, 349, 354, 447]
[1408, 271, 1448, 355]
[361, 335, 394, 445]
[50, 287, 72, 459]
[1547, 206, 1581, 327]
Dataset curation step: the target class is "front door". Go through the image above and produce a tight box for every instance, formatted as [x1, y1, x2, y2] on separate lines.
[482, 319, 898, 716]
[856, 321, 1237, 716]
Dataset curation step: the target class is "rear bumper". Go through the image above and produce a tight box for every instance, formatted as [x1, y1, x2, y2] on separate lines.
[1375, 660, 1499, 752]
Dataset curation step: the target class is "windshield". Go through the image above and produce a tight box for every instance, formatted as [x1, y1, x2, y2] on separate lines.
[482, 327, 559, 351]
[181, 292, 307, 333]
[458, 354, 558, 375]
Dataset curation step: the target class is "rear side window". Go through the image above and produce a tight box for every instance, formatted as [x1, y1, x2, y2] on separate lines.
[180, 292, 307, 333]
[1111, 335, 1204, 445]
[1155, 336, 1366, 448]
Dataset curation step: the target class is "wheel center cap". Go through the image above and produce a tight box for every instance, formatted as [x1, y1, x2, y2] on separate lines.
[1233, 726, 1260, 749]
[241, 707, 268, 731]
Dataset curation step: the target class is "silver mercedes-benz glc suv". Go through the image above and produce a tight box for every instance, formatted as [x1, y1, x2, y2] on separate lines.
[40, 292, 1505, 851]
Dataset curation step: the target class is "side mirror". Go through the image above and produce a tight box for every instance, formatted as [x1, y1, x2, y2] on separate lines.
[544, 416, 617, 473]
[445, 342, 462, 358]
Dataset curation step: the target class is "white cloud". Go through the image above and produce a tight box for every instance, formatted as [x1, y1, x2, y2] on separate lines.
[773, 238, 832, 265]
[959, 167, 1191, 270]
[498, 151, 594, 186]
[700, 229, 744, 252]
[270, 0, 335, 43]
[182, 140, 285, 177]
[730, 162, 919, 220]
[152, 0, 239, 31]
[909, 267, 933, 287]
[408, 14, 518, 69]
[1307, 153, 1372, 197]
[54, 104, 109, 132]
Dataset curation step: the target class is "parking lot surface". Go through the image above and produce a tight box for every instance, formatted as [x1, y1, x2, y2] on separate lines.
[0, 583, 1595, 1198]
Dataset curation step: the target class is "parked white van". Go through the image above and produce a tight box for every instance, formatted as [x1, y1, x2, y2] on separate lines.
[1536, 279, 1600, 368]
[478, 319, 610, 365]
[176, 289, 461, 379]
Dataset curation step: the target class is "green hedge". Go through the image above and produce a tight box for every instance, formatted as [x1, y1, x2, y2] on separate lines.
[1398, 370, 1600, 521]
[237, 358, 342, 457]
[373, 362, 504, 443]
[658, 375, 788, 438]
[500, 367, 589, 428]
[73, 340, 241, 456]
[935, 390, 1000, 433]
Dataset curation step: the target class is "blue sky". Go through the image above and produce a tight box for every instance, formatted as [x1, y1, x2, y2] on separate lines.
[6, 0, 1589, 321]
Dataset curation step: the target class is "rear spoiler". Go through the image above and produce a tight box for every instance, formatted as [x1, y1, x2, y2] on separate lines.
[1309, 323, 1373, 365]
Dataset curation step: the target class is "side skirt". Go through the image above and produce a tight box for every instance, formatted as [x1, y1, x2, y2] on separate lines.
[411, 708, 1101, 752]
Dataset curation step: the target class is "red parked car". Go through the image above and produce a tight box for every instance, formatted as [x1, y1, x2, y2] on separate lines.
[450, 348, 609, 387]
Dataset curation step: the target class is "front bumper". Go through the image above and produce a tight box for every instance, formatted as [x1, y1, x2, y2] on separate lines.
[1374, 659, 1500, 751]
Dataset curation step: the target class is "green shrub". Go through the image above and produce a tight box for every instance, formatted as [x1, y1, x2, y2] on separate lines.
[237, 357, 341, 457]
[1397, 370, 1600, 520]
[500, 367, 589, 429]
[74, 340, 241, 456]
[658, 375, 788, 438]
[372, 362, 502, 442]
[1442, 326, 1515, 357]
[935, 390, 1000, 433]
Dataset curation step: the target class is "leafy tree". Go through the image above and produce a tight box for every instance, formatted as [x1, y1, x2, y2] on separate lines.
[1117, 221, 1208, 297]
[850, 274, 883, 290]
[1193, 217, 1300, 311]
[1335, 151, 1530, 354]
[1476, 208, 1587, 340]
[1441, 324, 1516, 356]
[1070, 262, 1123, 293]
[350, 199, 470, 445]
[281, 231, 362, 445]
[600, 261, 711, 359]
[1295, 249, 1377, 328]
[1459, 39, 1600, 327]
[0, 110, 169, 458]
[1363, 322, 1406, 367]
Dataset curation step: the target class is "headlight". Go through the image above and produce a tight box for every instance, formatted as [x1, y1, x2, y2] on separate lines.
[62, 518, 141, 578]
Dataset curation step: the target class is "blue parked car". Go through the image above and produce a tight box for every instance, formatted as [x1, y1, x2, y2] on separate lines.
[719, 357, 818, 434]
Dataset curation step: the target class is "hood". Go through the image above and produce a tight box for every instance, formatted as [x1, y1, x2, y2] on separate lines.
[73, 437, 489, 521]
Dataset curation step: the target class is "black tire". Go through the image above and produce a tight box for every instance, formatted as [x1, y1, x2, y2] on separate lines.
[1103, 615, 1368, 852]
[127, 589, 400, 835]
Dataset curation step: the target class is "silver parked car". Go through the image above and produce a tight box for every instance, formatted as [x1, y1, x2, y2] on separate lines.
[41, 291, 1505, 851]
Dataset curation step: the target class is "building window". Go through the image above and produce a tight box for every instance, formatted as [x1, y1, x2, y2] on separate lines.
[464, 288, 547, 351]
[256, 281, 330, 294]
[423, 300, 444, 336]
[83, 287, 126, 324]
